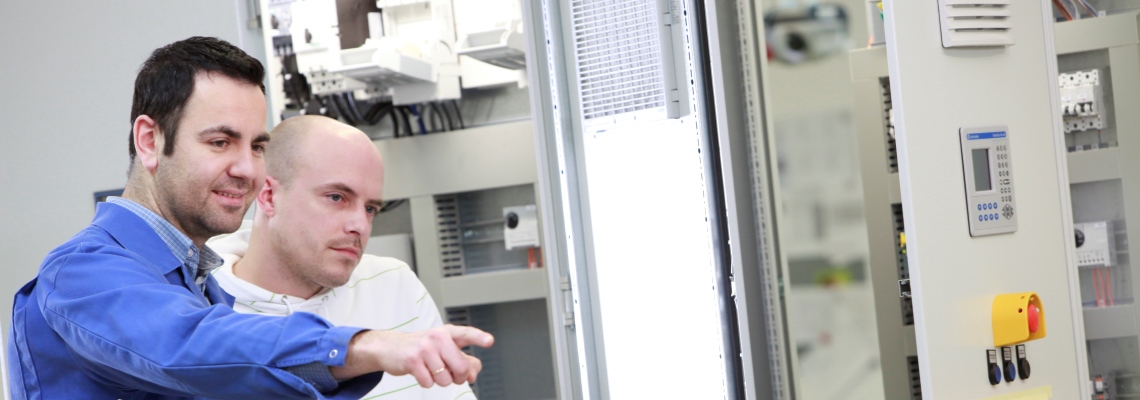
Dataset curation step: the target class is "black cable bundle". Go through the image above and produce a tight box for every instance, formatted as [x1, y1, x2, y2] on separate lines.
[449, 100, 464, 129]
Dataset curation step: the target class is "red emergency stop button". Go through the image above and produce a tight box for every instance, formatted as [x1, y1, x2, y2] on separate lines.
[1027, 304, 1040, 333]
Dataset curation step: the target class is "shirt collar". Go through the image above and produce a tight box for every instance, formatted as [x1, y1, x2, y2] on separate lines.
[106, 197, 223, 285]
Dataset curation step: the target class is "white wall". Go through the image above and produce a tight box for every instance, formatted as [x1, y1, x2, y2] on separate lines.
[0, 2, 265, 396]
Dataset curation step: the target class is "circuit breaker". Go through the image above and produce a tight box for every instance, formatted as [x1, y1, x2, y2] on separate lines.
[1059, 69, 1106, 134]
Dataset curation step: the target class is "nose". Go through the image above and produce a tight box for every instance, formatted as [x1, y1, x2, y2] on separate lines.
[228, 143, 262, 182]
[345, 206, 372, 238]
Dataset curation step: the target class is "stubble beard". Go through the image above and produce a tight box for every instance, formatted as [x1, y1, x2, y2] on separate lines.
[154, 159, 251, 242]
[271, 227, 354, 294]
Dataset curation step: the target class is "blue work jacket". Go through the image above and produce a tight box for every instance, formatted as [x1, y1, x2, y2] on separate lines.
[7, 202, 382, 399]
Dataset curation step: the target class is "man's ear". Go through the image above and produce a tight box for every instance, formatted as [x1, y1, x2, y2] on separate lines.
[257, 176, 279, 217]
[133, 115, 163, 171]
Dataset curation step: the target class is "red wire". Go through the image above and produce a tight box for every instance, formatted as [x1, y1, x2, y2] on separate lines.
[1053, 0, 1074, 21]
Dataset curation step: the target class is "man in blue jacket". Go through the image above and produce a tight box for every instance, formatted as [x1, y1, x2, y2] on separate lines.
[6, 36, 492, 400]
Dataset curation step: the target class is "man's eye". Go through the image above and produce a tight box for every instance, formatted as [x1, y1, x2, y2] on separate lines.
[211, 140, 228, 148]
[365, 205, 379, 215]
[329, 194, 344, 202]
[252, 143, 266, 153]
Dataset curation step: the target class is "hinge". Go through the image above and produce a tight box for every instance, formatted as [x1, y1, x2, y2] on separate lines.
[560, 275, 575, 329]
[899, 279, 912, 298]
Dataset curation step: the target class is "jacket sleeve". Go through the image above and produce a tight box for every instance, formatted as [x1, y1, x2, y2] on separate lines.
[36, 241, 381, 399]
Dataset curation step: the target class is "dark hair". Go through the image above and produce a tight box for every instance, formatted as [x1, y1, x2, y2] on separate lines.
[128, 36, 265, 167]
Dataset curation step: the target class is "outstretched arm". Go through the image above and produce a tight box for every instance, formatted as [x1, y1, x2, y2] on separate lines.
[331, 325, 494, 387]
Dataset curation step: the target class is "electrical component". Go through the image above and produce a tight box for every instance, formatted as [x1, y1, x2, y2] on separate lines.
[456, 20, 526, 70]
[1093, 374, 1107, 400]
[285, 0, 461, 106]
[1001, 346, 1016, 382]
[987, 349, 1002, 385]
[959, 127, 1018, 237]
[1059, 69, 1106, 133]
[1075, 220, 1115, 267]
[1016, 344, 1030, 380]
[992, 292, 1046, 347]
[503, 205, 539, 250]
[765, 4, 850, 64]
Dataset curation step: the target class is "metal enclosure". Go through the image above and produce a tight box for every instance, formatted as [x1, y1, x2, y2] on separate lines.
[883, 0, 1086, 398]
[525, 0, 793, 398]
[366, 122, 562, 399]
[1054, 12, 1140, 397]
[849, 44, 920, 400]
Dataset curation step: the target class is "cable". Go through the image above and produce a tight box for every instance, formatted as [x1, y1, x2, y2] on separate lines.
[1068, 0, 1082, 19]
[379, 199, 406, 213]
[409, 105, 427, 134]
[429, 102, 447, 132]
[371, 104, 393, 127]
[1078, 0, 1098, 17]
[425, 103, 440, 132]
[438, 101, 455, 131]
[364, 101, 389, 125]
[1052, 0, 1074, 20]
[398, 107, 414, 136]
[343, 93, 368, 125]
[450, 100, 465, 129]
[1094, 268, 1103, 307]
[1107, 266, 1115, 306]
[390, 106, 405, 138]
[330, 94, 359, 126]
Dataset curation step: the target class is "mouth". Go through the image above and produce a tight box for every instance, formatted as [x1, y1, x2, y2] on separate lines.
[212, 190, 246, 207]
[331, 246, 361, 259]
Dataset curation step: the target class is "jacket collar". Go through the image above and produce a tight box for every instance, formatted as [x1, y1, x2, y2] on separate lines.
[92, 202, 183, 275]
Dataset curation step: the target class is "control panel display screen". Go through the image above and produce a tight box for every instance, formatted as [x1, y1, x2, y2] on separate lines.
[960, 126, 1017, 237]
[972, 149, 991, 191]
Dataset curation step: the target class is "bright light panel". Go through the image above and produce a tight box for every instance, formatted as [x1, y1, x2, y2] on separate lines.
[583, 118, 728, 399]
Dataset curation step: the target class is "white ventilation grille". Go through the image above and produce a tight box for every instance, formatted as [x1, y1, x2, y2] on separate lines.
[937, 0, 1013, 48]
[569, 0, 678, 125]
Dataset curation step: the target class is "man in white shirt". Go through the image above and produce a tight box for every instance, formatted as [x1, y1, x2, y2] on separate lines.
[208, 115, 478, 399]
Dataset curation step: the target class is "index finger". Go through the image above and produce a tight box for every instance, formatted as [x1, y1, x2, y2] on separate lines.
[444, 325, 495, 348]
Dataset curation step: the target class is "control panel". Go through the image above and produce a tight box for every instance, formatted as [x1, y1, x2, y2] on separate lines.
[960, 126, 1018, 237]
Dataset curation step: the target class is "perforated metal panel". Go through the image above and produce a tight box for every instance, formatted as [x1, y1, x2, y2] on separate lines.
[436, 194, 467, 277]
[568, 0, 678, 124]
[936, 0, 1013, 48]
[434, 185, 536, 279]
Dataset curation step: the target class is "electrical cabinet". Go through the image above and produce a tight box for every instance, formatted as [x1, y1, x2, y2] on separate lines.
[1054, 12, 1140, 398]
[366, 121, 559, 399]
[256, 0, 565, 397]
[857, 0, 1090, 398]
[857, 8, 1140, 400]
[850, 45, 921, 400]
